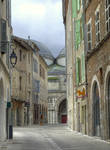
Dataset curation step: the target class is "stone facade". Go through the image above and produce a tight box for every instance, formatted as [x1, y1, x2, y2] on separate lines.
[63, 0, 75, 129]
[0, 0, 11, 141]
[38, 55, 48, 124]
[85, 0, 110, 140]
[63, 0, 110, 141]
[11, 36, 34, 127]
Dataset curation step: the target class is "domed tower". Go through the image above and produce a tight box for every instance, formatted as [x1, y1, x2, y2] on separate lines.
[32, 40, 54, 66]
[56, 48, 66, 67]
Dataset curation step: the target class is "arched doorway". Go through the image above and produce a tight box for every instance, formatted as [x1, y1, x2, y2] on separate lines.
[107, 76, 110, 139]
[58, 99, 67, 124]
[0, 79, 6, 140]
[92, 82, 100, 137]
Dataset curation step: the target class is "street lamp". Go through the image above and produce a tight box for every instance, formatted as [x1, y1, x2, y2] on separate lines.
[10, 50, 17, 68]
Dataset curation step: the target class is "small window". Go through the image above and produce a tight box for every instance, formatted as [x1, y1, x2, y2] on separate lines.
[1, 19, 7, 53]
[19, 76, 22, 91]
[95, 9, 100, 44]
[87, 20, 92, 50]
[19, 50, 22, 61]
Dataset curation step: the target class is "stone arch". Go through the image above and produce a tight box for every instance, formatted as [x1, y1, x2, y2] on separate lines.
[90, 75, 101, 137]
[104, 65, 110, 139]
[55, 94, 67, 124]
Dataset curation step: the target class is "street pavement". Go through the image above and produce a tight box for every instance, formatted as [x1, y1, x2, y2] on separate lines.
[6, 124, 110, 150]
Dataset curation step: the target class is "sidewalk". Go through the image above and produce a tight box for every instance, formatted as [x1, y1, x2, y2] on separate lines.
[0, 141, 7, 150]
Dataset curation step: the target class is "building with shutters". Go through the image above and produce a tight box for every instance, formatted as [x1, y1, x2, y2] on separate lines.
[0, 0, 12, 140]
[72, 0, 87, 134]
[85, 0, 110, 141]
[63, 0, 110, 141]
[62, 0, 87, 133]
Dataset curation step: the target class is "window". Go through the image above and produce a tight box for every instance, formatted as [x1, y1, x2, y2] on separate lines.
[76, 58, 81, 85]
[19, 76, 22, 91]
[28, 91, 30, 102]
[29, 73, 31, 84]
[1, 19, 7, 53]
[33, 59, 38, 73]
[40, 64, 45, 79]
[87, 20, 92, 50]
[28, 53, 30, 64]
[95, 10, 100, 43]
[19, 50, 22, 61]
[106, 0, 110, 32]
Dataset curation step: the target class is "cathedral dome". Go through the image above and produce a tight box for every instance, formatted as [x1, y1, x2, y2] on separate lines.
[56, 48, 66, 67]
[57, 48, 65, 58]
[32, 40, 54, 66]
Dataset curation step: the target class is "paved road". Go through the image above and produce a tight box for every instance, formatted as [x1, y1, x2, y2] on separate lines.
[7, 125, 110, 150]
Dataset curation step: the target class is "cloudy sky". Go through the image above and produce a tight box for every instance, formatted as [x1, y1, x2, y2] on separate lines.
[11, 0, 65, 57]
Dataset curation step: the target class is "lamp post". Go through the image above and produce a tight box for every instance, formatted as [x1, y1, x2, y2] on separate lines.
[8, 42, 17, 139]
[10, 50, 17, 68]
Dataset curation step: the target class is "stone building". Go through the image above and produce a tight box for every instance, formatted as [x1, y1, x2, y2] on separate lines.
[85, 0, 110, 140]
[63, 0, 87, 133]
[0, 0, 12, 140]
[32, 46, 40, 124]
[32, 40, 49, 124]
[62, 0, 75, 129]
[11, 36, 35, 126]
[63, 0, 110, 141]
[72, 0, 87, 134]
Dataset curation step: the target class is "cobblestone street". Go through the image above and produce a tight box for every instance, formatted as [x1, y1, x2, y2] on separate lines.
[6, 125, 110, 150]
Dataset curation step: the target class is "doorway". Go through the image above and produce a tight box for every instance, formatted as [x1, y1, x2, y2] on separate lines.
[93, 82, 100, 137]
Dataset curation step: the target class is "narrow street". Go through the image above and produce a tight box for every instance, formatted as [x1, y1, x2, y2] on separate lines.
[7, 125, 110, 150]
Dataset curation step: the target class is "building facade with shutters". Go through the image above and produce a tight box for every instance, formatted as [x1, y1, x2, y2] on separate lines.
[0, 0, 12, 140]
[63, 0, 110, 141]
[85, 0, 110, 140]
[63, 0, 87, 133]
[72, 0, 87, 134]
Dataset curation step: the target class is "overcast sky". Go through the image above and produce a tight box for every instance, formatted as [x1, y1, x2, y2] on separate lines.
[11, 0, 65, 57]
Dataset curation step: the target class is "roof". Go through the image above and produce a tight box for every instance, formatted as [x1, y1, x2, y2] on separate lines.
[57, 48, 65, 58]
[12, 36, 39, 52]
[48, 64, 66, 75]
[32, 40, 54, 60]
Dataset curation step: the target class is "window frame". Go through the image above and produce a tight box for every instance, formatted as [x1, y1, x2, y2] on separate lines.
[87, 19, 92, 51]
[95, 7, 100, 44]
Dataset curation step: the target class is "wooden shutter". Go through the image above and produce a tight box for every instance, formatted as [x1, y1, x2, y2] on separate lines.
[72, 0, 77, 18]
[1, 19, 7, 53]
[76, 58, 79, 85]
[81, 53, 85, 82]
